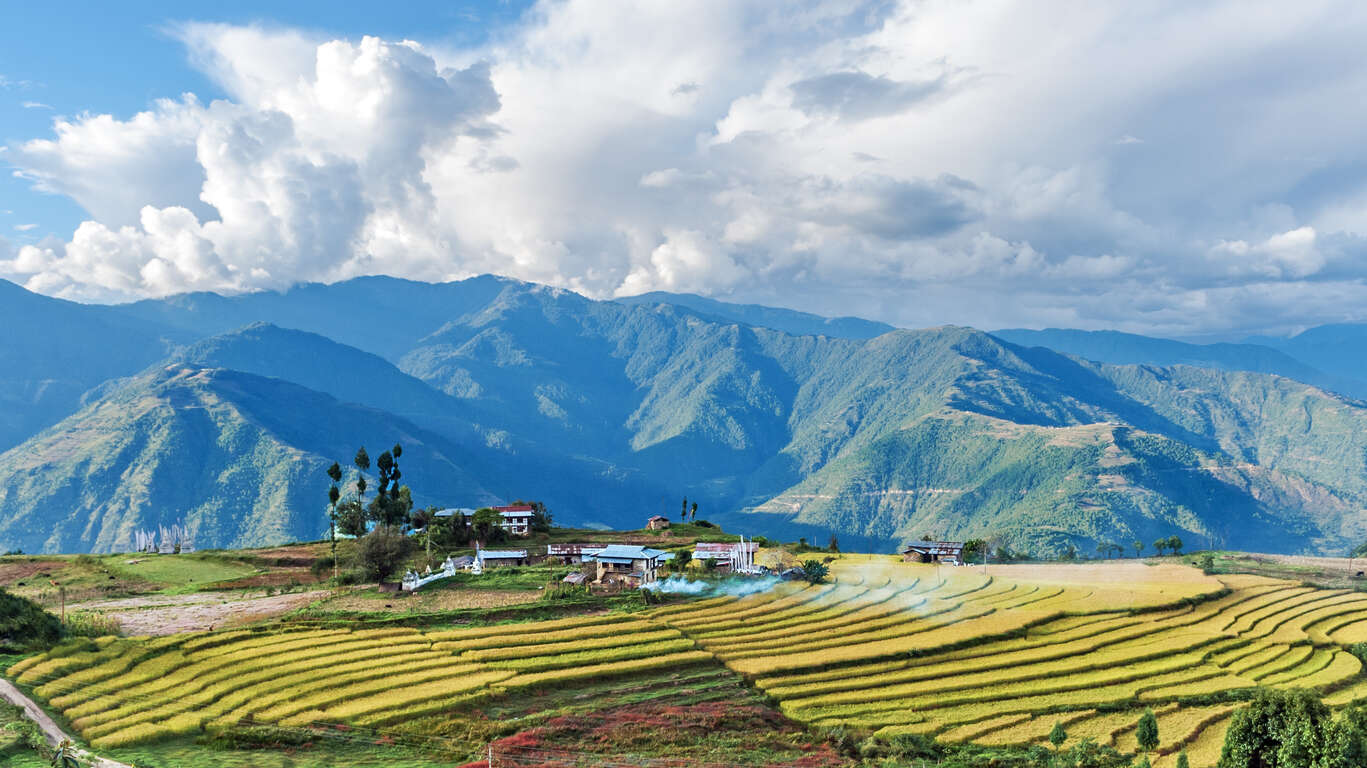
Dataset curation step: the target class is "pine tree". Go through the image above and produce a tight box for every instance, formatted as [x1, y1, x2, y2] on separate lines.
[1048, 721, 1067, 750]
[1136, 709, 1159, 753]
[326, 461, 342, 580]
[354, 446, 370, 519]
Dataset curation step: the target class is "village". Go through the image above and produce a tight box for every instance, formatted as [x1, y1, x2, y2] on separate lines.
[124, 503, 970, 597]
[398, 506, 777, 593]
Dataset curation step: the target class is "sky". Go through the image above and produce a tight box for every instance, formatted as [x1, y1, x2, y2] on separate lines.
[2, 0, 1366, 339]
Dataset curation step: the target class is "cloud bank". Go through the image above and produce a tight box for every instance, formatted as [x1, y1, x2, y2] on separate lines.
[4, 1, 1367, 336]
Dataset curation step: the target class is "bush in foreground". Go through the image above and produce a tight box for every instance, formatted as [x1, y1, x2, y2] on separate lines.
[1218, 688, 1367, 768]
[0, 588, 62, 651]
[358, 525, 413, 582]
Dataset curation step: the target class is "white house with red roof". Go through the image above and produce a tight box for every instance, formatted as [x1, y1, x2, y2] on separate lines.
[494, 504, 536, 536]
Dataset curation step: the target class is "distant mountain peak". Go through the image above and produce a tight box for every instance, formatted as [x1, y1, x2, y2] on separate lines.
[615, 290, 897, 339]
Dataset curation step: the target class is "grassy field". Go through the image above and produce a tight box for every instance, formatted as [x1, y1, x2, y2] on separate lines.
[10, 556, 1367, 766]
[0, 548, 322, 610]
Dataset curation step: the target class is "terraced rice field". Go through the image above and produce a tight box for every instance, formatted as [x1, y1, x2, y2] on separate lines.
[11, 557, 1367, 767]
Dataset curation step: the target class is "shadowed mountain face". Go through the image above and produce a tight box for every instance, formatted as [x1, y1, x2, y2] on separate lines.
[0, 280, 190, 453]
[0, 366, 498, 554]
[2, 276, 1367, 555]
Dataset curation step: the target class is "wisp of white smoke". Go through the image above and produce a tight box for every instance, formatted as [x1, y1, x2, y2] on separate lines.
[642, 574, 781, 597]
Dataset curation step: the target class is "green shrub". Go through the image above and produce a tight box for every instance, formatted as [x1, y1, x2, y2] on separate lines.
[0, 588, 62, 651]
[63, 611, 122, 638]
[358, 526, 413, 582]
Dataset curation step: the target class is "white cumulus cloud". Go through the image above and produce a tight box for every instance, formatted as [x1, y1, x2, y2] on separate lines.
[3, 1, 1367, 337]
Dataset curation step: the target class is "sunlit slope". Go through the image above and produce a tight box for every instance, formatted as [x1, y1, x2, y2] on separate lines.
[0, 365, 496, 552]
[13, 558, 1367, 767]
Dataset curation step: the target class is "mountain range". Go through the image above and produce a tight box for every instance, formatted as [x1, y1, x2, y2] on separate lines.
[1, 275, 1365, 556]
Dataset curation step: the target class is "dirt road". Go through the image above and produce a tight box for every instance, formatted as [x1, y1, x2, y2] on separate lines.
[0, 678, 133, 768]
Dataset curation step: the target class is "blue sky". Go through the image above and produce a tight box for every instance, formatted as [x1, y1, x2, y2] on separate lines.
[2, 1, 1366, 338]
[0, 0, 532, 241]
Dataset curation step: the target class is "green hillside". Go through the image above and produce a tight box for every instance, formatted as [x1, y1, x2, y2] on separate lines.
[0, 366, 497, 553]
[3, 276, 1367, 556]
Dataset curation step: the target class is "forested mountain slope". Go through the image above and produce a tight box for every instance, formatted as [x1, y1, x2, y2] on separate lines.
[2, 276, 1365, 555]
[0, 365, 498, 553]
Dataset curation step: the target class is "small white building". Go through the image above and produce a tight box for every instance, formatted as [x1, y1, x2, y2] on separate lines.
[494, 505, 536, 536]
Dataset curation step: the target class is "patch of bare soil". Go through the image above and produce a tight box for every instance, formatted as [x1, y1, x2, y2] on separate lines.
[68, 589, 332, 635]
[0, 560, 66, 585]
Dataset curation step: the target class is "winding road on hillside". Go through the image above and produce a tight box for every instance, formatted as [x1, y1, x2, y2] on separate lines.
[0, 678, 133, 768]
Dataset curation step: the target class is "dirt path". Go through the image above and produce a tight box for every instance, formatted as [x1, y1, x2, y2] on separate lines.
[67, 589, 332, 635]
[0, 678, 133, 768]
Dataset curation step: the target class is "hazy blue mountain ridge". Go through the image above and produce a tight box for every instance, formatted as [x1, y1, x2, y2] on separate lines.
[616, 291, 897, 339]
[4, 277, 1367, 555]
[994, 327, 1367, 399]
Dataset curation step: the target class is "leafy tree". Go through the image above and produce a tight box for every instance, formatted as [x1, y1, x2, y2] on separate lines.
[1217, 688, 1350, 768]
[335, 498, 367, 537]
[1060, 542, 1078, 561]
[1049, 720, 1067, 750]
[354, 446, 370, 510]
[410, 506, 437, 560]
[1167, 535, 1183, 555]
[1136, 709, 1159, 753]
[430, 509, 473, 549]
[700, 556, 718, 573]
[375, 451, 395, 498]
[472, 507, 504, 543]
[325, 461, 342, 579]
[1199, 553, 1216, 574]
[371, 443, 403, 502]
[681, 496, 688, 522]
[963, 539, 987, 563]
[1153, 538, 1167, 556]
[368, 484, 413, 528]
[513, 500, 553, 533]
[801, 559, 829, 584]
[1337, 704, 1367, 767]
[1096, 542, 1109, 559]
[358, 526, 412, 583]
[1134, 540, 1144, 558]
[0, 589, 62, 651]
[828, 535, 840, 553]
[674, 549, 692, 570]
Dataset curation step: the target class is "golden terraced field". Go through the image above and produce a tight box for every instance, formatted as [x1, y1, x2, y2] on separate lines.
[11, 557, 1367, 766]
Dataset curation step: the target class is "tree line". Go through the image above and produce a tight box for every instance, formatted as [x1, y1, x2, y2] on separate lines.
[322, 442, 551, 582]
